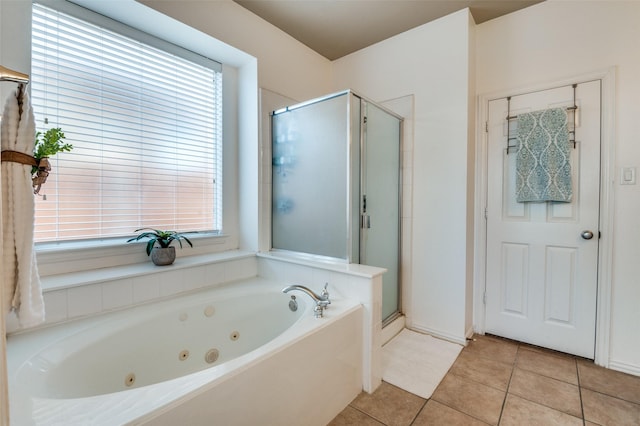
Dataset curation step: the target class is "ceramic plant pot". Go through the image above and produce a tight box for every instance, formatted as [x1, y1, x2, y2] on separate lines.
[151, 246, 176, 266]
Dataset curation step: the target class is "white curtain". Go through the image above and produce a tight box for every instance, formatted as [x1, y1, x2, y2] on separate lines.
[1, 86, 44, 327]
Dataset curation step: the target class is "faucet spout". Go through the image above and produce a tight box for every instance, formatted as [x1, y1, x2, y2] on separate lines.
[282, 284, 331, 317]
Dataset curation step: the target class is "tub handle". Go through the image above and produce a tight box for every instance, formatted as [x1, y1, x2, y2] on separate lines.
[321, 283, 330, 303]
[288, 295, 298, 312]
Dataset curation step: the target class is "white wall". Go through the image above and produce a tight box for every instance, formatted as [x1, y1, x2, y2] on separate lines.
[476, 0, 640, 374]
[0, 0, 30, 103]
[332, 9, 476, 344]
[138, 0, 332, 102]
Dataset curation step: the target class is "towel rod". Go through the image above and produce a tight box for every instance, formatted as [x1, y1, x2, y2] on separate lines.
[506, 105, 577, 121]
[0, 65, 29, 84]
[505, 83, 578, 154]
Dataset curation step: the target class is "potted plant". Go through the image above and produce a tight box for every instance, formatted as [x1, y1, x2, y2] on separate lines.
[127, 228, 193, 266]
[32, 127, 73, 194]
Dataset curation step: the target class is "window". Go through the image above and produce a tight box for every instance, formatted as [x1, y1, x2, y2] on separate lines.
[31, 2, 223, 243]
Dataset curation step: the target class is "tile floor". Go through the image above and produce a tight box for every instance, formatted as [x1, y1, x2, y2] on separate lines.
[329, 334, 640, 425]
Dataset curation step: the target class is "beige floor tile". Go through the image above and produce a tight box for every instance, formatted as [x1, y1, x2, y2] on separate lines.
[327, 406, 385, 426]
[350, 381, 425, 426]
[582, 388, 640, 426]
[330, 336, 640, 426]
[516, 347, 578, 385]
[499, 394, 583, 426]
[508, 368, 582, 418]
[431, 373, 505, 425]
[449, 350, 513, 391]
[412, 400, 490, 426]
[578, 361, 640, 404]
[464, 335, 519, 365]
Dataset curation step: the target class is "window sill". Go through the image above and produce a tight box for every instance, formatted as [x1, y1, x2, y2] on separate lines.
[36, 233, 237, 278]
[41, 249, 255, 292]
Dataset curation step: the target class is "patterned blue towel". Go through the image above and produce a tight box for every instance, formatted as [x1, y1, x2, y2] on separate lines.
[516, 108, 572, 202]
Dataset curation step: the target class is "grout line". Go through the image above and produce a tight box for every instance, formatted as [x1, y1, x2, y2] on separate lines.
[582, 388, 640, 408]
[346, 403, 387, 425]
[407, 399, 428, 425]
[496, 342, 520, 425]
[576, 359, 587, 426]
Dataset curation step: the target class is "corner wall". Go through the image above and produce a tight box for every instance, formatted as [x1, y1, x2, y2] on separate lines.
[476, 0, 640, 374]
[332, 9, 477, 344]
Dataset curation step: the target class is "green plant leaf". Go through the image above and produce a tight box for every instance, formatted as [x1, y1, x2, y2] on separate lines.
[145, 239, 156, 256]
[32, 127, 73, 174]
[127, 228, 194, 256]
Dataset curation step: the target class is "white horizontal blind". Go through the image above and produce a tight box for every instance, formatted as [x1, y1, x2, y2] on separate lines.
[31, 3, 223, 242]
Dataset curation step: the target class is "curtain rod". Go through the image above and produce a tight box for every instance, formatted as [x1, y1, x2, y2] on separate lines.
[0, 65, 29, 84]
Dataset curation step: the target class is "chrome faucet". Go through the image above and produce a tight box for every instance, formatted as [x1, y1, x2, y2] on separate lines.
[282, 283, 331, 318]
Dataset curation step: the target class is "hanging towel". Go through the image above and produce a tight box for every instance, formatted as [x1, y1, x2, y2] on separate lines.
[515, 107, 572, 202]
[1, 86, 45, 327]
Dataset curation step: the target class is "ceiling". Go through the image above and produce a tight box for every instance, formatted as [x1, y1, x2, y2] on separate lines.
[233, 0, 543, 60]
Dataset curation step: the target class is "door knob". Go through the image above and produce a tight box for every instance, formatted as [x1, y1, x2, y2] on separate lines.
[581, 230, 594, 240]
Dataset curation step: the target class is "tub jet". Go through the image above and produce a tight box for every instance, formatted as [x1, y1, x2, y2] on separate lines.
[124, 373, 136, 387]
[205, 348, 219, 364]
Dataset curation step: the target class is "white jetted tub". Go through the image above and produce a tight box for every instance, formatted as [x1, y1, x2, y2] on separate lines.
[7, 277, 363, 425]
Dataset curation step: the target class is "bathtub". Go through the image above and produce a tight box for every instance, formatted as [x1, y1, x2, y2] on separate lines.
[7, 277, 364, 425]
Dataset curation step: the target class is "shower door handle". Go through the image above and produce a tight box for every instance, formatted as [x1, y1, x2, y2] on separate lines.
[361, 214, 371, 229]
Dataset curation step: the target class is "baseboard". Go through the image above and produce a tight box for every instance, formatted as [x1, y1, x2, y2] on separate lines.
[382, 315, 405, 345]
[608, 359, 640, 377]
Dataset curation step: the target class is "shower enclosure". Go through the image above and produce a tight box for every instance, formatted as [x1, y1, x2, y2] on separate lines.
[271, 90, 402, 323]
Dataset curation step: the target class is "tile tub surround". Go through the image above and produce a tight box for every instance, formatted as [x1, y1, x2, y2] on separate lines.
[6, 251, 259, 334]
[257, 252, 386, 393]
[330, 334, 640, 425]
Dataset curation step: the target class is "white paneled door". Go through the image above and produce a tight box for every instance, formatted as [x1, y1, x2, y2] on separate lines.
[485, 80, 601, 358]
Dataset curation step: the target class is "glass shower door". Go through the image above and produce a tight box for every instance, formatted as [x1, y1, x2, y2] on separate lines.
[271, 91, 402, 325]
[360, 101, 402, 323]
[271, 94, 350, 259]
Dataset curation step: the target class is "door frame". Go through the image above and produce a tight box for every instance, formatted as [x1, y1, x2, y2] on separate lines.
[473, 67, 616, 367]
